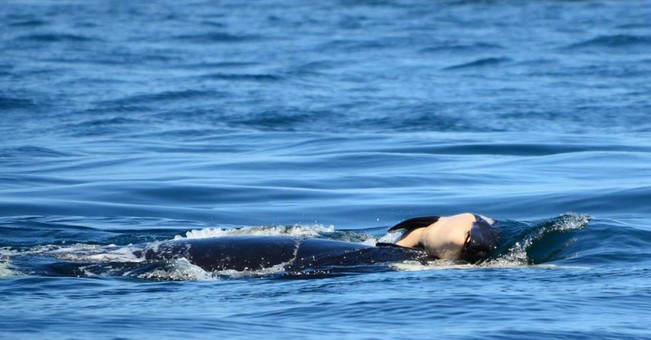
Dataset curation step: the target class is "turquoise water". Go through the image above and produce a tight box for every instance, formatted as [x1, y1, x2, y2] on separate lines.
[2, 0, 651, 338]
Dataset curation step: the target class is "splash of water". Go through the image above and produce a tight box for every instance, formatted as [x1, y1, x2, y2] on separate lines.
[174, 224, 336, 240]
[135, 258, 218, 281]
[490, 212, 591, 266]
[0, 256, 15, 278]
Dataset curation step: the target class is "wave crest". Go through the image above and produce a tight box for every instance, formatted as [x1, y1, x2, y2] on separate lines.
[492, 213, 591, 265]
[567, 34, 651, 49]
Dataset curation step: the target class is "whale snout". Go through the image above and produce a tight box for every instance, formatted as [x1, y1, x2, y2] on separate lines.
[462, 221, 500, 263]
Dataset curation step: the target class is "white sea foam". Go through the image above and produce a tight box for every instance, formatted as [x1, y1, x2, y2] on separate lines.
[390, 260, 471, 271]
[392, 260, 588, 271]
[9, 243, 145, 264]
[391, 259, 521, 271]
[136, 258, 218, 281]
[135, 256, 292, 281]
[552, 212, 591, 231]
[174, 224, 336, 240]
[363, 231, 401, 246]
[0, 247, 18, 257]
[57, 244, 143, 263]
[210, 261, 290, 279]
[82, 245, 144, 263]
[0, 256, 14, 278]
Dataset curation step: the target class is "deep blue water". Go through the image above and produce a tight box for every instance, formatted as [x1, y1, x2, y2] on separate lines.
[2, 0, 651, 338]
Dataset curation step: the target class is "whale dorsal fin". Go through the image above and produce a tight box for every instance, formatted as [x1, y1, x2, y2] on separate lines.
[388, 216, 440, 232]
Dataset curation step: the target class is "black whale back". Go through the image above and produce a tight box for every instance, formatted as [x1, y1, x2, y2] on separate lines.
[143, 236, 371, 272]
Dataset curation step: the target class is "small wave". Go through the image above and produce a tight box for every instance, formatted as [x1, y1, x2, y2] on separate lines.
[172, 32, 258, 43]
[493, 213, 591, 265]
[174, 224, 336, 240]
[357, 111, 468, 133]
[82, 105, 152, 114]
[8, 19, 48, 27]
[615, 23, 651, 29]
[198, 73, 283, 82]
[181, 61, 259, 69]
[566, 34, 651, 49]
[443, 57, 511, 70]
[292, 61, 340, 75]
[420, 42, 503, 54]
[200, 20, 227, 29]
[63, 117, 145, 130]
[0, 145, 71, 158]
[384, 142, 618, 156]
[99, 89, 222, 106]
[233, 109, 328, 130]
[14, 33, 98, 43]
[0, 96, 35, 110]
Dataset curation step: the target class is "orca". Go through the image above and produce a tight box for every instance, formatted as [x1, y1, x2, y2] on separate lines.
[12, 213, 500, 278]
[137, 236, 427, 272]
[137, 213, 499, 272]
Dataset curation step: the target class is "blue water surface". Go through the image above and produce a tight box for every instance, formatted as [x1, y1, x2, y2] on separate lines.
[2, 0, 651, 339]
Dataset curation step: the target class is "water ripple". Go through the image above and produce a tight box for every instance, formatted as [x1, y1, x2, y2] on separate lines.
[172, 32, 260, 43]
[99, 89, 225, 106]
[567, 34, 651, 50]
[0, 146, 71, 158]
[420, 42, 504, 54]
[0, 95, 35, 110]
[443, 57, 512, 70]
[197, 73, 284, 82]
[14, 33, 99, 43]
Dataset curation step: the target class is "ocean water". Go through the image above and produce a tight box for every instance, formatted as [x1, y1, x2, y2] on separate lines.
[2, 0, 651, 338]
